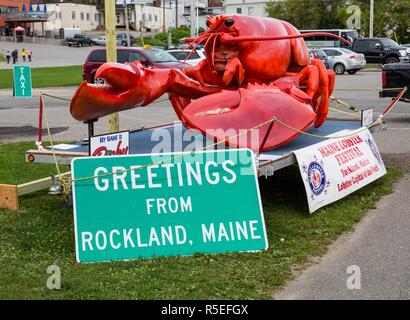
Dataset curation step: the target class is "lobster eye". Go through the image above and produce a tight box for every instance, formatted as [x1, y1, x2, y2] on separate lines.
[206, 20, 210, 27]
[224, 19, 235, 27]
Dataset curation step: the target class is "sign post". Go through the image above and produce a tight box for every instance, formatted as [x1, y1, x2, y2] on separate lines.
[13, 65, 32, 98]
[71, 149, 268, 263]
[104, 0, 119, 133]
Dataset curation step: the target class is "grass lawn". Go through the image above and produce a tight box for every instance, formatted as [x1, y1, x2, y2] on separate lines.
[0, 141, 402, 299]
[0, 65, 82, 89]
[364, 63, 380, 69]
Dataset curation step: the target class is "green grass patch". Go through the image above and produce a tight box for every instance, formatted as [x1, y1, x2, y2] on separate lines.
[0, 141, 402, 299]
[364, 63, 380, 69]
[0, 65, 82, 89]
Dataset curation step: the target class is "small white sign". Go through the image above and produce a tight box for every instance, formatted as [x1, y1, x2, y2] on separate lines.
[361, 108, 374, 127]
[90, 131, 129, 157]
[294, 129, 386, 213]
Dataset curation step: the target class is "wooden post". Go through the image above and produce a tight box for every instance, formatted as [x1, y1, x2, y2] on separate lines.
[0, 184, 18, 211]
[0, 172, 71, 211]
[105, 0, 119, 133]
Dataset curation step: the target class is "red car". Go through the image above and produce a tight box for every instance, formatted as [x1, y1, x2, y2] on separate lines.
[83, 47, 189, 83]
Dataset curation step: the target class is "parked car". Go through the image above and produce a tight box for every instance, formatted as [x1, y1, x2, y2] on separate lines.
[308, 48, 330, 69]
[322, 47, 366, 75]
[379, 63, 410, 102]
[67, 34, 93, 47]
[351, 38, 410, 64]
[166, 49, 206, 66]
[117, 33, 135, 46]
[91, 36, 122, 46]
[83, 47, 188, 83]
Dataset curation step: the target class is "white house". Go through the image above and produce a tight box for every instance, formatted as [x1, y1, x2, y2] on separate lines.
[117, 1, 222, 31]
[33, 3, 102, 37]
[223, 0, 278, 17]
[114, 3, 172, 32]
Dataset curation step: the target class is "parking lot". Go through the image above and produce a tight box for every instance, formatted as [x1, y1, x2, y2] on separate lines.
[0, 42, 94, 68]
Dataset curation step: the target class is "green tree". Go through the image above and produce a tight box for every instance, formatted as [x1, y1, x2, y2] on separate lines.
[347, 0, 410, 43]
[266, 0, 346, 30]
[266, 0, 410, 43]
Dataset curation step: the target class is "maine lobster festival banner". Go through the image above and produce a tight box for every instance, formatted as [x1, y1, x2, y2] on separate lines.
[294, 129, 386, 213]
[71, 149, 268, 263]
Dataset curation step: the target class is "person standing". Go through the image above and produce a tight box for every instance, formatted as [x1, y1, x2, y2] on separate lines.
[27, 49, 32, 62]
[12, 49, 18, 64]
[21, 48, 27, 62]
[5, 50, 11, 64]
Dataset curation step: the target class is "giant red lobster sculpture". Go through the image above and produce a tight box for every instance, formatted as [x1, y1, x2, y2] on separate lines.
[70, 15, 350, 151]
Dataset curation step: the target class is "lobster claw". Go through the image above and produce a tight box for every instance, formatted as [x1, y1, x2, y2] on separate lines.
[181, 85, 316, 151]
[70, 61, 151, 121]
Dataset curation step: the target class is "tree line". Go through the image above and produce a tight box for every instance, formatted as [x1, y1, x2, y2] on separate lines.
[266, 0, 410, 43]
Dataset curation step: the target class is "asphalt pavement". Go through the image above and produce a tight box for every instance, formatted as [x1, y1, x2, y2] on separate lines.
[277, 172, 410, 300]
[0, 41, 95, 68]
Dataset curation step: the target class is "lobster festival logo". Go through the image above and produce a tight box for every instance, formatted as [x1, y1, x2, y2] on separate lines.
[302, 156, 330, 199]
[366, 135, 382, 164]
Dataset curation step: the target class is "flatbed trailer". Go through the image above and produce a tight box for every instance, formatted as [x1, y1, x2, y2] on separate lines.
[25, 119, 379, 177]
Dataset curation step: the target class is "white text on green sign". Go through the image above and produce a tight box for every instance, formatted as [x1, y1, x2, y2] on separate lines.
[71, 149, 268, 262]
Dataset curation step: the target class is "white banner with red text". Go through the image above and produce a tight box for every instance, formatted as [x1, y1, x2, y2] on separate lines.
[90, 131, 129, 157]
[294, 129, 386, 213]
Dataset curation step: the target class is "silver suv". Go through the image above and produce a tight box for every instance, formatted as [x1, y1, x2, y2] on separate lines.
[116, 33, 135, 46]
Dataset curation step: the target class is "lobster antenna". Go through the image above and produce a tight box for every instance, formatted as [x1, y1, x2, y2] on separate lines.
[184, 32, 352, 47]
[220, 32, 352, 46]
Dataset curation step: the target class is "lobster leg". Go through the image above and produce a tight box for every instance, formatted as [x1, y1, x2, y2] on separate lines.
[311, 59, 334, 127]
[183, 59, 224, 86]
[222, 57, 245, 86]
[292, 60, 333, 128]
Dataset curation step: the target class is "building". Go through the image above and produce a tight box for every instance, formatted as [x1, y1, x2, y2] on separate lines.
[33, 3, 102, 37]
[172, 0, 222, 31]
[0, 1, 47, 35]
[116, 1, 223, 31]
[223, 0, 273, 17]
[114, 2, 172, 32]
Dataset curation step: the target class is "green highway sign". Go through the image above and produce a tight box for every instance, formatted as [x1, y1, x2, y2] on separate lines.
[13, 65, 32, 98]
[71, 149, 268, 263]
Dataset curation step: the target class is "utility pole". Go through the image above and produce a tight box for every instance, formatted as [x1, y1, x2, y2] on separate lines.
[105, 0, 119, 132]
[196, 0, 199, 37]
[124, 0, 131, 47]
[369, 0, 374, 38]
[175, 0, 178, 28]
[163, 0, 166, 32]
[190, 0, 195, 37]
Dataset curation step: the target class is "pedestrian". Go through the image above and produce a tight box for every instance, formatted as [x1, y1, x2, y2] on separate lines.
[12, 49, 18, 64]
[27, 49, 32, 62]
[21, 48, 26, 62]
[5, 50, 11, 64]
